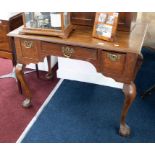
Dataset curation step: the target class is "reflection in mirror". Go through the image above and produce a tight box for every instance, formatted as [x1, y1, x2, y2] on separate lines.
[98, 13, 107, 23]
[25, 12, 63, 30]
[50, 12, 61, 30]
[64, 12, 70, 28]
[96, 24, 112, 38]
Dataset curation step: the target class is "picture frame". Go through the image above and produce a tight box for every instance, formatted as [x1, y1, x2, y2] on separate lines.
[92, 12, 119, 42]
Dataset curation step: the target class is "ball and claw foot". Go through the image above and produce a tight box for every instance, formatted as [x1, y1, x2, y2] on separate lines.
[119, 124, 131, 137]
[22, 98, 32, 108]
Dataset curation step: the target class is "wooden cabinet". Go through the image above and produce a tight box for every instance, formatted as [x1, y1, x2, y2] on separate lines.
[0, 13, 23, 63]
[71, 12, 95, 26]
[71, 12, 137, 31]
[0, 20, 12, 53]
[118, 12, 137, 31]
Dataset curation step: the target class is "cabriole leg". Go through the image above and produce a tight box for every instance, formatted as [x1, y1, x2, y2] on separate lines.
[15, 64, 32, 108]
[119, 82, 136, 136]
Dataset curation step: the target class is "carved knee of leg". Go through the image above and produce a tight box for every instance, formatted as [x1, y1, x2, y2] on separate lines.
[123, 82, 136, 101]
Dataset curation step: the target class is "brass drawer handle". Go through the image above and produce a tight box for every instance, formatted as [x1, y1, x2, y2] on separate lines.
[107, 53, 120, 62]
[62, 46, 74, 58]
[23, 40, 33, 48]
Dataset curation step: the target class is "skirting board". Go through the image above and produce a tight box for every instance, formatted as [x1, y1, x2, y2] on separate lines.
[57, 58, 123, 89]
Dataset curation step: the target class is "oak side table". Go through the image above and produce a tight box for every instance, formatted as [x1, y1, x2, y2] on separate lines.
[8, 23, 147, 136]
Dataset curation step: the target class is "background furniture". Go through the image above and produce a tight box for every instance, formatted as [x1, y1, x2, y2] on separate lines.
[0, 13, 40, 93]
[70, 12, 137, 31]
[0, 13, 23, 92]
[0, 13, 22, 65]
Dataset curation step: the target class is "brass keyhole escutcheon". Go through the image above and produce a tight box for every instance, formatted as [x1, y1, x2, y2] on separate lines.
[23, 40, 33, 48]
[62, 46, 74, 58]
[107, 53, 120, 62]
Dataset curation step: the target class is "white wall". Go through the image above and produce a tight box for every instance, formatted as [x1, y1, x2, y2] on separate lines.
[0, 12, 20, 20]
[27, 56, 57, 71]
[137, 12, 155, 48]
[27, 55, 123, 89]
[57, 58, 123, 89]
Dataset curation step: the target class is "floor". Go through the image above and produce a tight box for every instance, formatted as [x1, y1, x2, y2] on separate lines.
[0, 58, 59, 142]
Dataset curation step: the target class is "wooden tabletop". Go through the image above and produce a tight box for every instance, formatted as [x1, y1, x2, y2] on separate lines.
[8, 23, 148, 54]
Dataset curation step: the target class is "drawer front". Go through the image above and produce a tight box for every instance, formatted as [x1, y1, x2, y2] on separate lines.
[20, 39, 40, 60]
[41, 42, 97, 61]
[100, 51, 126, 75]
[0, 22, 11, 51]
[0, 22, 9, 36]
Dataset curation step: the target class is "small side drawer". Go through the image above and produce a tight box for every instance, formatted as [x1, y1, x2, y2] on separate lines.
[100, 51, 126, 75]
[41, 42, 97, 61]
[20, 39, 40, 59]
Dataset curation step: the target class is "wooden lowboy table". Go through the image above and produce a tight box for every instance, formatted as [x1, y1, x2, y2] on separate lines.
[8, 24, 147, 136]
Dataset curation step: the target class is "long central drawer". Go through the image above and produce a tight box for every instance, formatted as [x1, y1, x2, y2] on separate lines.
[41, 42, 97, 61]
